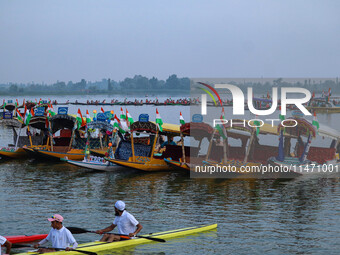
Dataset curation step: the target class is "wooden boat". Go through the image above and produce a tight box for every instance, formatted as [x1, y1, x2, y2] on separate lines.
[203, 120, 301, 178]
[305, 96, 340, 113]
[15, 224, 217, 255]
[107, 120, 182, 171]
[0, 115, 48, 159]
[164, 122, 216, 171]
[33, 114, 85, 160]
[0, 147, 27, 159]
[268, 118, 340, 174]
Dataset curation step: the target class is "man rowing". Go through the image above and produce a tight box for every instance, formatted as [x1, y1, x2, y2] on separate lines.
[34, 214, 78, 252]
[0, 235, 12, 255]
[95, 200, 143, 242]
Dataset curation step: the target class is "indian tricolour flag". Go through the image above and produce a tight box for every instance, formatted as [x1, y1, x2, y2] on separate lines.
[156, 108, 163, 132]
[47, 104, 56, 117]
[179, 112, 185, 125]
[16, 109, 24, 124]
[253, 115, 261, 136]
[120, 107, 126, 120]
[114, 114, 126, 134]
[279, 105, 285, 121]
[126, 109, 134, 127]
[312, 112, 319, 130]
[76, 109, 84, 130]
[86, 110, 91, 124]
[24, 109, 32, 125]
[215, 108, 227, 139]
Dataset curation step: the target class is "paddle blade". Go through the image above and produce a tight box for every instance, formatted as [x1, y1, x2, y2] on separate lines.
[68, 227, 92, 234]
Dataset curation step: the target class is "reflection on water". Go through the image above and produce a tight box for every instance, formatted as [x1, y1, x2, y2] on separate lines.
[0, 160, 339, 254]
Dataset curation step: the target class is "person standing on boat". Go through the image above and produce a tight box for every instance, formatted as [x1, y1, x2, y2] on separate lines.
[95, 200, 143, 242]
[0, 235, 12, 255]
[34, 214, 78, 252]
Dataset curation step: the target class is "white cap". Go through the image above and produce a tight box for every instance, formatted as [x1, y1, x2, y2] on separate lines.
[115, 200, 125, 211]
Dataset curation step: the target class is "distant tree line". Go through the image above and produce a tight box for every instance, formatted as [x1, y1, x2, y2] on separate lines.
[0, 75, 190, 95]
[0, 76, 339, 95]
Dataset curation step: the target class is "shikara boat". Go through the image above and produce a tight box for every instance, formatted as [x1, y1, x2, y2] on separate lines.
[32, 114, 85, 160]
[164, 122, 217, 171]
[0, 115, 48, 159]
[268, 118, 340, 174]
[306, 96, 340, 113]
[62, 120, 120, 171]
[203, 120, 301, 178]
[107, 119, 182, 171]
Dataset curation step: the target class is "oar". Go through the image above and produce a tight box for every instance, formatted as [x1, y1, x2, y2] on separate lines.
[68, 227, 166, 243]
[12, 243, 97, 255]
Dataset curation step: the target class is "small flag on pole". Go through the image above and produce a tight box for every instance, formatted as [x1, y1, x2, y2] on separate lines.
[179, 112, 185, 125]
[312, 112, 319, 130]
[156, 109, 163, 132]
[120, 107, 126, 120]
[86, 110, 91, 124]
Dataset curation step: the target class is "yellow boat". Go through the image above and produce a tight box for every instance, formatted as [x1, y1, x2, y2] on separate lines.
[107, 120, 183, 171]
[15, 224, 217, 255]
[33, 114, 86, 160]
[33, 148, 85, 160]
[89, 148, 109, 157]
[0, 115, 49, 159]
[0, 147, 27, 159]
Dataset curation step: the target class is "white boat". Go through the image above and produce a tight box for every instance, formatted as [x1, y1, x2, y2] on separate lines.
[62, 157, 120, 171]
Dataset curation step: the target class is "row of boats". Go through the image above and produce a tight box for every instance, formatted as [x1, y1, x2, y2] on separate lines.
[1, 90, 340, 112]
[1, 104, 339, 178]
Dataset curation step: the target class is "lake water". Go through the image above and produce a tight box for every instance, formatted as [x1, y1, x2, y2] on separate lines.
[0, 95, 340, 254]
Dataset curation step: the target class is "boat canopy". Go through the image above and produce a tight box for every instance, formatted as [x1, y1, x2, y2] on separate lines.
[278, 117, 316, 138]
[180, 122, 214, 139]
[87, 121, 114, 132]
[130, 121, 180, 135]
[50, 114, 76, 133]
[25, 116, 48, 130]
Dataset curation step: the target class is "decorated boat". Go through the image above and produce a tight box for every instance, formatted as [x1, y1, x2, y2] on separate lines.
[107, 114, 182, 171]
[164, 122, 216, 171]
[202, 119, 301, 178]
[268, 118, 340, 174]
[62, 119, 120, 171]
[0, 111, 48, 159]
[32, 109, 85, 160]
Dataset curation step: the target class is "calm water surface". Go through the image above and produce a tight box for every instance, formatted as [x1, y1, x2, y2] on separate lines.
[1, 96, 340, 254]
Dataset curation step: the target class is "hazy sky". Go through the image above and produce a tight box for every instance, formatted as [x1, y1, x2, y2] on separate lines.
[0, 0, 339, 84]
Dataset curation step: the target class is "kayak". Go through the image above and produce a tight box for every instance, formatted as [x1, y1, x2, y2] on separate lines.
[15, 224, 217, 254]
[5, 234, 47, 244]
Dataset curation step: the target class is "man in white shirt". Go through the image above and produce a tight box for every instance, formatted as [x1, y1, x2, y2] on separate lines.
[96, 200, 143, 242]
[0, 235, 12, 255]
[34, 214, 78, 253]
